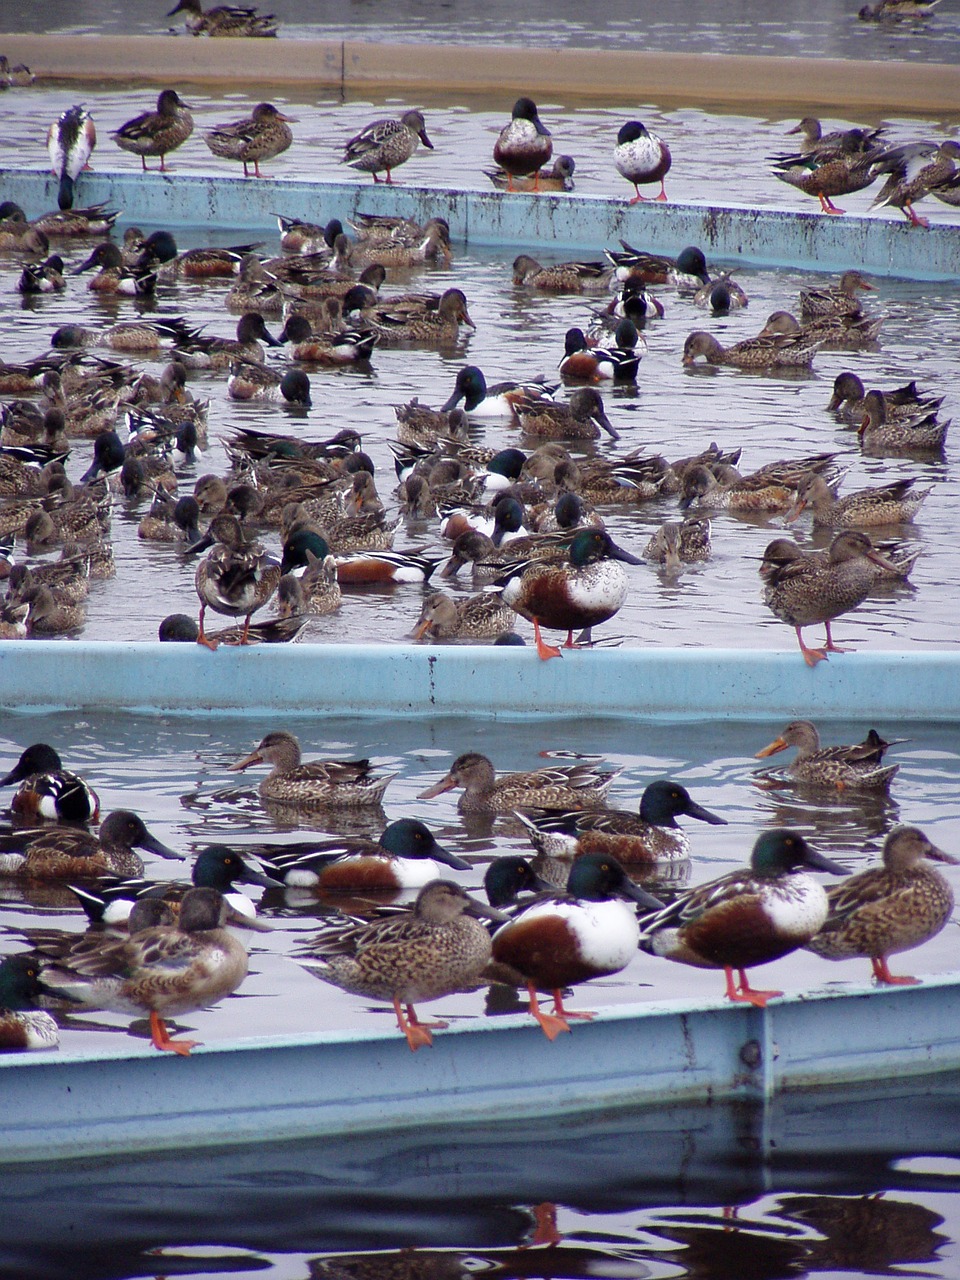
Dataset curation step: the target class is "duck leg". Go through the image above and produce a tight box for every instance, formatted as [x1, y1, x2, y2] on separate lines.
[817, 192, 845, 215]
[822, 621, 852, 655]
[195, 604, 219, 651]
[149, 1010, 200, 1056]
[526, 981, 570, 1040]
[630, 184, 646, 204]
[655, 179, 668, 201]
[532, 619, 562, 661]
[552, 989, 595, 1022]
[724, 966, 782, 1008]
[902, 200, 930, 229]
[871, 955, 919, 986]
[392, 996, 437, 1050]
[795, 625, 827, 667]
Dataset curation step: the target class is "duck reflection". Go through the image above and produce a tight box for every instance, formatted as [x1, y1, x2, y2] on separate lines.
[778, 1191, 947, 1272]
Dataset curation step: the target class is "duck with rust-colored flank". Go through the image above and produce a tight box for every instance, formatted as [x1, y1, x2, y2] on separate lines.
[228, 730, 396, 807]
[493, 97, 553, 191]
[278, 312, 378, 365]
[191, 513, 282, 647]
[488, 853, 662, 1040]
[412, 589, 515, 642]
[36, 887, 251, 1055]
[441, 365, 558, 420]
[69, 241, 156, 297]
[762, 529, 903, 666]
[419, 749, 621, 813]
[342, 109, 433, 184]
[0, 809, 183, 880]
[281, 525, 439, 587]
[111, 89, 194, 171]
[517, 779, 727, 866]
[806, 826, 957, 984]
[559, 321, 644, 384]
[135, 229, 264, 281]
[0, 956, 59, 1051]
[296, 881, 504, 1051]
[47, 105, 96, 210]
[486, 154, 575, 192]
[0, 742, 100, 823]
[513, 253, 613, 294]
[755, 719, 904, 790]
[640, 829, 848, 1005]
[604, 241, 710, 291]
[167, 0, 278, 37]
[614, 120, 671, 202]
[205, 103, 294, 177]
[786, 471, 931, 529]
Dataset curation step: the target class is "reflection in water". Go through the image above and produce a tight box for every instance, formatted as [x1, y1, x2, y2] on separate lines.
[780, 1192, 948, 1272]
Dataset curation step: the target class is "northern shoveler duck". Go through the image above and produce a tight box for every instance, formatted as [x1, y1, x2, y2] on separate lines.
[111, 89, 194, 171]
[859, 0, 941, 17]
[771, 128, 883, 214]
[135, 229, 263, 281]
[762, 529, 902, 666]
[639, 829, 847, 1006]
[483, 856, 553, 910]
[204, 103, 294, 177]
[441, 365, 557, 419]
[418, 749, 621, 813]
[17, 254, 65, 295]
[358, 288, 473, 346]
[278, 312, 378, 364]
[0, 809, 182, 880]
[276, 552, 342, 615]
[281, 526, 437, 586]
[692, 273, 749, 312]
[682, 328, 822, 369]
[175, 312, 281, 369]
[859, 389, 949, 453]
[138, 493, 203, 545]
[227, 362, 312, 406]
[22, 585, 85, 637]
[0, 742, 99, 823]
[614, 120, 671, 202]
[296, 880, 503, 1050]
[678, 453, 838, 513]
[516, 779, 727, 865]
[67, 844, 280, 929]
[604, 241, 710, 290]
[757, 308, 883, 351]
[69, 241, 156, 296]
[755, 719, 903, 791]
[784, 117, 887, 156]
[0, 56, 35, 88]
[191, 513, 282, 646]
[394, 402, 469, 450]
[37, 886, 250, 1055]
[228, 730, 396, 806]
[47, 105, 96, 210]
[158, 612, 307, 645]
[870, 139, 960, 227]
[488, 853, 661, 1039]
[0, 955, 59, 1051]
[495, 527, 641, 659]
[512, 253, 613, 294]
[412, 589, 516, 641]
[799, 270, 874, 318]
[224, 255, 284, 315]
[485, 154, 575, 192]
[515, 387, 620, 442]
[785, 471, 931, 529]
[826, 371, 942, 421]
[31, 202, 120, 238]
[493, 98, 553, 191]
[806, 825, 957, 983]
[167, 0, 278, 37]
[342, 109, 433, 184]
[0, 216, 48, 254]
[259, 820, 470, 896]
[643, 516, 712, 570]
[559, 322, 644, 384]
[348, 211, 448, 246]
[348, 222, 453, 269]
[276, 215, 344, 254]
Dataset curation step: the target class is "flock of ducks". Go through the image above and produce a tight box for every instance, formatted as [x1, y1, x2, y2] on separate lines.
[0, 723, 955, 1054]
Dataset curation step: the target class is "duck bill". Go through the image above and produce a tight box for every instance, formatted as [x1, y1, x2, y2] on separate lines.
[228, 749, 264, 772]
[534, 118, 552, 138]
[417, 773, 457, 799]
[466, 896, 510, 923]
[140, 831, 186, 862]
[461, 308, 477, 330]
[70, 251, 98, 275]
[411, 617, 434, 641]
[621, 878, 665, 910]
[755, 736, 788, 759]
[418, 128, 434, 150]
[688, 800, 728, 826]
[805, 849, 849, 876]
[239, 864, 285, 888]
[433, 846, 472, 872]
[261, 326, 282, 347]
[926, 845, 960, 866]
[865, 547, 904, 574]
[595, 411, 621, 441]
[230, 910, 274, 933]
[609, 540, 642, 566]
[184, 529, 216, 558]
[783, 498, 805, 524]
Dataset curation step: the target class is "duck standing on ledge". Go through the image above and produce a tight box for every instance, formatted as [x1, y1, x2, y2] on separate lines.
[47, 105, 96, 210]
[493, 97, 553, 192]
[342, 110, 433, 184]
[614, 120, 671, 202]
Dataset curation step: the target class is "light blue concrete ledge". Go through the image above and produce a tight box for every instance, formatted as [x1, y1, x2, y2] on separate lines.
[1, 642, 959, 721]
[2, 168, 958, 278]
[1, 975, 959, 1163]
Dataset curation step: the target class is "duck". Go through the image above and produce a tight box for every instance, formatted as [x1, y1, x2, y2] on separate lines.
[138, 493, 203, 544]
[639, 829, 847, 1005]
[772, 146, 880, 215]
[111, 89, 194, 171]
[483, 856, 553, 911]
[224, 255, 284, 314]
[495, 528, 641, 658]
[682, 328, 823, 369]
[418, 749, 621, 813]
[692, 273, 749, 312]
[394, 401, 470, 451]
[0, 956, 59, 1051]
[204, 102, 294, 177]
[69, 241, 157, 296]
[785, 471, 931, 529]
[259, 819, 471, 892]
[275, 214, 344, 254]
[558, 322, 644, 384]
[281, 525, 438, 586]
[176, 312, 282, 369]
[276, 548, 342, 614]
[441, 365, 557, 419]
[191, 513, 282, 646]
[754, 719, 903, 790]
[858, 390, 949, 453]
[228, 730, 396, 806]
[643, 517, 712, 570]
[758, 308, 883, 350]
[167, 0, 278, 36]
[227, 362, 312, 406]
[135, 229, 263, 281]
[493, 97, 553, 191]
[359, 288, 473, 346]
[412, 589, 516, 641]
[604, 241, 711, 290]
[826, 371, 942, 422]
[296, 880, 503, 1050]
[567, 451, 669, 505]
[47, 104, 96, 210]
[158, 612, 307, 646]
[859, 0, 942, 18]
[0, 809, 183, 880]
[761, 529, 903, 666]
[21, 584, 86, 636]
[614, 120, 671, 202]
[485, 154, 575, 192]
[806, 826, 957, 983]
[17, 253, 66, 295]
[339, 222, 453, 270]
[0, 218, 48, 254]
[512, 253, 613, 294]
[516, 779, 727, 865]
[278, 311, 378, 364]
[36, 886, 251, 1055]
[0, 56, 35, 88]
[31, 202, 120, 238]
[799, 269, 875, 318]
[488, 853, 661, 1040]
[870, 139, 960, 228]
[0, 742, 100, 823]
[515, 387, 620, 442]
[341, 109, 433, 184]
[783, 117, 887, 156]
